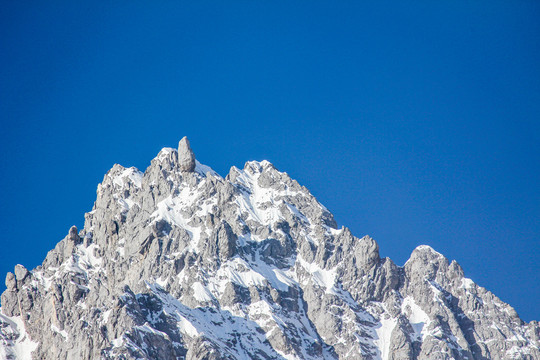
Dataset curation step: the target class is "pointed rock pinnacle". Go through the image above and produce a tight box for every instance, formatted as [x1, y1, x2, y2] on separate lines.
[68, 225, 81, 244]
[178, 136, 196, 172]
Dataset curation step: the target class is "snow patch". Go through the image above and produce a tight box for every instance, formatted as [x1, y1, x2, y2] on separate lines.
[297, 256, 337, 294]
[177, 315, 199, 337]
[374, 313, 397, 360]
[192, 282, 214, 302]
[111, 337, 124, 348]
[461, 278, 475, 290]
[195, 160, 221, 178]
[101, 309, 112, 326]
[401, 297, 430, 341]
[0, 313, 39, 360]
[112, 167, 143, 188]
[156, 147, 175, 162]
[156, 276, 168, 288]
[231, 164, 303, 227]
[78, 243, 102, 270]
[51, 324, 69, 341]
[151, 189, 206, 252]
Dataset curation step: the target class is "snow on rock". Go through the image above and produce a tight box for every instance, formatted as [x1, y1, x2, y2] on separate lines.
[1, 139, 538, 360]
[401, 297, 430, 341]
[374, 312, 397, 360]
[0, 314, 38, 360]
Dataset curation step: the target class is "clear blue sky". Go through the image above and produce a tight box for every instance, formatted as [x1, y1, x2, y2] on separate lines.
[1, 2, 539, 321]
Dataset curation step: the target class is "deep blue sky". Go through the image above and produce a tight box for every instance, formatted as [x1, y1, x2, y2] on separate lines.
[1, 2, 539, 321]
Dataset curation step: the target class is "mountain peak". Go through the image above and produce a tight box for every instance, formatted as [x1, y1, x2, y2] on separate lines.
[1, 143, 538, 360]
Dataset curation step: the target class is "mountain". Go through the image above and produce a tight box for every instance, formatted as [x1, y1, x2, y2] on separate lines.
[1, 137, 538, 360]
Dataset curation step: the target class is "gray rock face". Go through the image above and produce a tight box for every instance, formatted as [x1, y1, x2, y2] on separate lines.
[178, 136, 196, 172]
[14, 266, 28, 283]
[5, 273, 16, 291]
[0, 138, 538, 360]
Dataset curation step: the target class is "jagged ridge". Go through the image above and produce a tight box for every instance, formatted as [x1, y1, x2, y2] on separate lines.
[1, 138, 539, 360]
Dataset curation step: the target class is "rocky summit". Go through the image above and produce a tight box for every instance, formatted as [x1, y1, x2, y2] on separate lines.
[0, 138, 538, 360]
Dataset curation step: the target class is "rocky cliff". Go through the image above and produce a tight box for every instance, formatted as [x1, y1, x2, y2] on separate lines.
[1, 137, 539, 359]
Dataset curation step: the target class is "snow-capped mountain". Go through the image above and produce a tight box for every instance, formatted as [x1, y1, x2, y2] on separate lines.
[1, 137, 538, 360]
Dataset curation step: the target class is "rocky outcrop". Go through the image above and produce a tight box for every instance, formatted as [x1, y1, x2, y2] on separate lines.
[178, 136, 195, 172]
[0, 137, 538, 360]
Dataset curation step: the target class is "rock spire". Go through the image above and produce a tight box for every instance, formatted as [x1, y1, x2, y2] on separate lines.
[178, 136, 195, 172]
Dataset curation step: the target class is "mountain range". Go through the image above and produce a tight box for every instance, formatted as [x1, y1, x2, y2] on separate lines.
[1, 137, 538, 359]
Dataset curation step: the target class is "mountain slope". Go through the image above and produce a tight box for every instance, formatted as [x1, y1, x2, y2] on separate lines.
[1, 137, 539, 360]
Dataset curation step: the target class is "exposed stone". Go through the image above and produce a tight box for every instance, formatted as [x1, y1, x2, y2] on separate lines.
[68, 225, 81, 244]
[14, 265, 28, 282]
[5, 272, 16, 290]
[178, 136, 195, 172]
[0, 139, 537, 360]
